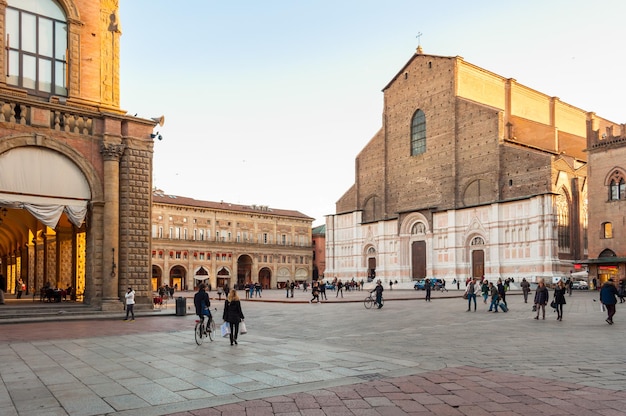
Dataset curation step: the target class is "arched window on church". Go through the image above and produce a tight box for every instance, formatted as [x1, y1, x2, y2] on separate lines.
[608, 170, 626, 200]
[411, 222, 426, 235]
[6, 0, 68, 97]
[410, 109, 426, 156]
[556, 192, 570, 253]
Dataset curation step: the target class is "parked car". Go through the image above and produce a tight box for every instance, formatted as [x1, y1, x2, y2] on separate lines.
[413, 278, 443, 290]
[572, 280, 589, 290]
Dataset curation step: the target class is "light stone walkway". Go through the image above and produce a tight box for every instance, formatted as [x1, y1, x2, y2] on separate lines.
[0, 289, 624, 415]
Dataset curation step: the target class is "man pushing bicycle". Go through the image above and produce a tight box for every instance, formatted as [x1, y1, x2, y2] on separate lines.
[371, 280, 384, 309]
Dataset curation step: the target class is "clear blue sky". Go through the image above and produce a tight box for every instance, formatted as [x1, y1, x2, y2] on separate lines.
[119, 0, 626, 226]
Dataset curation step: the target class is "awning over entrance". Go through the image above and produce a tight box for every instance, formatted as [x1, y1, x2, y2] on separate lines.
[0, 147, 90, 227]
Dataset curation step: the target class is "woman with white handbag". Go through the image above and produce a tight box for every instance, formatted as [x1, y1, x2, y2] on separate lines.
[223, 289, 245, 345]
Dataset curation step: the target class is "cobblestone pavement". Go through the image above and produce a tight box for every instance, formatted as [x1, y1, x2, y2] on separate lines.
[1, 288, 624, 415]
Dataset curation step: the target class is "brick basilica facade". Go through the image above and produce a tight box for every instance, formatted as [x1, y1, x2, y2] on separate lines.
[326, 46, 621, 286]
[0, 0, 158, 310]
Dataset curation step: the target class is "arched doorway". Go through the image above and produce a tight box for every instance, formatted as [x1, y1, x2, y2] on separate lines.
[194, 266, 209, 290]
[151, 265, 163, 291]
[258, 267, 271, 289]
[169, 265, 186, 291]
[366, 246, 377, 282]
[237, 255, 253, 289]
[217, 267, 231, 289]
[470, 236, 485, 278]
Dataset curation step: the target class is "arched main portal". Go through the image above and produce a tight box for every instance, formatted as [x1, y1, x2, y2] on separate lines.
[169, 265, 187, 291]
[469, 236, 486, 278]
[0, 145, 95, 303]
[237, 255, 253, 289]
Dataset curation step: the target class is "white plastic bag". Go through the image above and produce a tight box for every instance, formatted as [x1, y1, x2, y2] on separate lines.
[239, 321, 247, 335]
[221, 322, 230, 338]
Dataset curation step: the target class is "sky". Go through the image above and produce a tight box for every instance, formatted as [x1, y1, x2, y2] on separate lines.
[119, 0, 626, 227]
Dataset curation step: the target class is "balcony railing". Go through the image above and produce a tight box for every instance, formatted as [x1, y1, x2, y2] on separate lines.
[0, 93, 94, 135]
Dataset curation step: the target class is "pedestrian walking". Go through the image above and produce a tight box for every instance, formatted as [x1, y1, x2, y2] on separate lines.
[520, 278, 531, 303]
[466, 278, 477, 311]
[389, 281, 393, 290]
[534, 279, 549, 320]
[488, 282, 499, 312]
[336, 279, 344, 298]
[285, 280, 290, 298]
[124, 286, 135, 321]
[319, 280, 327, 300]
[290, 281, 295, 298]
[223, 289, 245, 345]
[425, 278, 432, 302]
[600, 278, 618, 325]
[254, 282, 262, 297]
[497, 278, 507, 307]
[553, 279, 567, 321]
[16, 278, 24, 299]
[310, 281, 320, 303]
[566, 278, 574, 296]
[618, 279, 625, 303]
[481, 279, 489, 304]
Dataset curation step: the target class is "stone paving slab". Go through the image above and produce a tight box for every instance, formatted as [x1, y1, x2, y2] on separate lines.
[1, 289, 624, 415]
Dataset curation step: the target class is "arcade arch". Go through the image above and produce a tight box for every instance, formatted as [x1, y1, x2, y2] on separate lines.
[0, 140, 101, 303]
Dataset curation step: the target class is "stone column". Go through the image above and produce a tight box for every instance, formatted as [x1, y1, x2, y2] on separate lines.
[100, 142, 125, 310]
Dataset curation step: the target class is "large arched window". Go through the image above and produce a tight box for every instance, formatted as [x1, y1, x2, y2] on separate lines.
[410, 109, 426, 156]
[556, 192, 571, 253]
[6, 0, 68, 96]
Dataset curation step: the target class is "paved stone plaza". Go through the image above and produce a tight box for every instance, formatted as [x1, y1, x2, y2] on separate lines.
[0, 288, 625, 415]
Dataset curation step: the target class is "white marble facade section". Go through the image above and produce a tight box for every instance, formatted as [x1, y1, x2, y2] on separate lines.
[326, 195, 567, 284]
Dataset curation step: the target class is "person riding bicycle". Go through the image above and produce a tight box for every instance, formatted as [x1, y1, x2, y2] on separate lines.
[194, 284, 211, 332]
[370, 280, 384, 309]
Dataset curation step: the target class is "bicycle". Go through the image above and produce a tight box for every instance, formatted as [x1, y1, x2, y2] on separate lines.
[195, 308, 217, 345]
[364, 294, 383, 309]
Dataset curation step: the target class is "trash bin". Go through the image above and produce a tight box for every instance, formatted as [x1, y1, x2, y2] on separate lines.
[175, 296, 186, 316]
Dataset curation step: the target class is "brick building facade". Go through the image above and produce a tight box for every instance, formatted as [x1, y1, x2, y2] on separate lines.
[585, 125, 626, 286]
[0, 0, 158, 309]
[326, 47, 619, 285]
[151, 190, 313, 292]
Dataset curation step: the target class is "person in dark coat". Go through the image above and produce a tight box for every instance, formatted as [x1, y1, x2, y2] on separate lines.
[553, 279, 567, 321]
[520, 278, 531, 303]
[600, 278, 619, 325]
[534, 279, 549, 320]
[425, 278, 432, 302]
[193, 284, 211, 331]
[223, 289, 245, 345]
[497, 278, 507, 307]
[371, 280, 384, 309]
